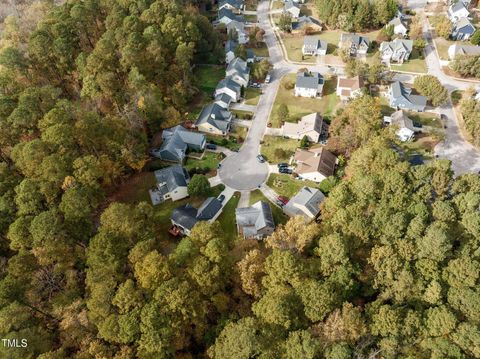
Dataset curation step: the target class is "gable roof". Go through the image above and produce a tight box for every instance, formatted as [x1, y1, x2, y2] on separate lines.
[303, 36, 328, 51]
[284, 186, 325, 218]
[159, 126, 205, 162]
[216, 77, 241, 93]
[293, 16, 322, 30]
[154, 165, 189, 192]
[295, 71, 324, 90]
[218, 7, 237, 21]
[450, 1, 468, 14]
[171, 204, 198, 231]
[225, 40, 238, 53]
[391, 81, 427, 109]
[294, 147, 337, 177]
[236, 201, 275, 237]
[388, 17, 407, 28]
[227, 57, 248, 74]
[449, 43, 480, 57]
[337, 75, 364, 91]
[380, 38, 413, 53]
[283, 112, 323, 137]
[340, 33, 370, 47]
[219, 0, 244, 10]
[196, 102, 232, 132]
[390, 110, 415, 131]
[197, 197, 222, 220]
[454, 17, 475, 33]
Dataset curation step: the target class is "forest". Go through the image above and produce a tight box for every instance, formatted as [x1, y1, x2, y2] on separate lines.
[1, 0, 480, 358]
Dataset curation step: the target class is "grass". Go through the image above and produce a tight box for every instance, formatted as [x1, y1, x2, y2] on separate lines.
[407, 111, 443, 129]
[249, 190, 289, 225]
[261, 135, 299, 163]
[184, 152, 224, 176]
[217, 192, 241, 241]
[270, 74, 341, 127]
[281, 35, 316, 63]
[250, 42, 270, 57]
[194, 65, 225, 96]
[401, 134, 440, 156]
[272, 0, 283, 10]
[267, 173, 318, 199]
[390, 50, 427, 73]
[433, 37, 456, 61]
[245, 88, 262, 105]
[232, 109, 255, 119]
[245, 14, 257, 22]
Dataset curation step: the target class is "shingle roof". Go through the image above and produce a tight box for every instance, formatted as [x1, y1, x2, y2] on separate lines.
[337, 76, 364, 91]
[451, 1, 468, 14]
[219, 0, 244, 10]
[283, 113, 323, 138]
[390, 110, 415, 131]
[294, 147, 337, 177]
[216, 77, 241, 93]
[196, 103, 232, 132]
[227, 57, 249, 77]
[454, 17, 475, 32]
[388, 17, 407, 28]
[295, 72, 324, 90]
[340, 33, 370, 47]
[171, 204, 198, 231]
[159, 126, 205, 162]
[284, 0, 300, 11]
[197, 197, 222, 220]
[303, 36, 327, 52]
[154, 165, 189, 192]
[225, 40, 238, 53]
[283, 187, 325, 218]
[380, 38, 413, 53]
[450, 44, 480, 57]
[236, 201, 275, 237]
[293, 16, 322, 30]
[391, 81, 427, 108]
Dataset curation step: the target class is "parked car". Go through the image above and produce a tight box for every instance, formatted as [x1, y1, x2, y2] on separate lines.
[279, 167, 292, 174]
[277, 196, 288, 205]
[218, 194, 225, 202]
[256, 154, 265, 163]
[277, 163, 288, 168]
[206, 143, 217, 150]
[265, 74, 271, 83]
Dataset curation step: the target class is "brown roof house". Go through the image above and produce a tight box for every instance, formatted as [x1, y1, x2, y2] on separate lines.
[293, 147, 337, 182]
[336, 76, 364, 101]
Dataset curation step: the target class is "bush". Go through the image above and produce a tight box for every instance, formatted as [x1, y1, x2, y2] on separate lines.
[284, 80, 295, 90]
[187, 174, 211, 197]
[318, 176, 338, 194]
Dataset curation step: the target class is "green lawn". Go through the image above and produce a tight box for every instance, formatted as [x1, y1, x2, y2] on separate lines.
[270, 74, 341, 127]
[267, 173, 318, 199]
[184, 152, 224, 176]
[407, 111, 443, 129]
[433, 37, 456, 61]
[261, 135, 299, 163]
[217, 192, 241, 241]
[249, 189, 289, 225]
[245, 88, 262, 105]
[281, 35, 316, 63]
[251, 43, 270, 57]
[317, 29, 342, 45]
[390, 50, 427, 74]
[232, 109, 255, 119]
[194, 65, 225, 96]
[245, 14, 257, 22]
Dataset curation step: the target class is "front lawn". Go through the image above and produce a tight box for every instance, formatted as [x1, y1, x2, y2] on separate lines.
[261, 135, 299, 163]
[232, 109, 255, 119]
[267, 173, 318, 199]
[250, 42, 270, 57]
[245, 88, 262, 105]
[249, 189, 289, 225]
[281, 35, 317, 63]
[407, 111, 443, 129]
[433, 37, 456, 61]
[270, 73, 341, 127]
[217, 192, 241, 241]
[245, 14, 257, 22]
[184, 152, 224, 176]
[390, 50, 427, 74]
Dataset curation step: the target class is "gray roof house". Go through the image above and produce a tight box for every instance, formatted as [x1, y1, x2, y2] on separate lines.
[452, 17, 476, 41]
[219, 0, 244, 13]
[294, 71, 324, 98]
[339, 34, 370, 56]
[226, 57, 250, 87]
[214, 77, 241, 102]
[293, 16, 322, 31]
[389, 81, 427, 112]
[171, 197, 223, 236]
[151, 125, 206, 163]
[302, 36, 328, 56]
[283, 187, 326, 220]
[380, 38, 413, 63]
[215, 93, 234, 109]
[195, 102, 233, 135]
[218, 8, 244, 25]
[149, 165, 190, 205]
[225, 40, 254, 64]
[284, 0, 300, 19]
[448, 43, 480, 59]
[235, 201, 275, 239]
[448, 1, 470, 22]
[388, 110, 416, 142]
[388, 17, 408, 36]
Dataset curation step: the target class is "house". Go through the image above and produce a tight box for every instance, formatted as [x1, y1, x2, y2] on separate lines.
[171, 197, 223, 236]
[226, 57, 250, 87]
[151, 125, 206, 163]
[448, 43, 480, 59]
[294, 71, 324, 98]
[218, 8, 243, 25]
[302, 36, 328, 56]
[282, 112, 326, 142]
[452, 17, 476, 41]
[448, 1, 470, 22]
[214, 77, 241, 102]
[235, 201, 275, 239]
[196, 103, 233, 135]
[215, 93, 233, 109]
[384, 110, 416, 142]
[380, 38, 413, 63]
[226, 20, 249, 44]
[387, 17, 408, 37]
[336, 76, 364, 101]
[225, 41, 254, 64]
[219, 0, 244, 14]
[284, 0, 300, 19]
[293, 147, 337, 182]
[150, 165, 190, 205]
[292, 16, 322, 32]
[283, 187, 326, 220]
[339, 33, 370, 57]
[388, 81, 427, 112]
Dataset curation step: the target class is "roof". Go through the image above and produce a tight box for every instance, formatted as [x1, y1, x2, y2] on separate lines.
[236, 201, 275, 237]
[454, 17, 475, 32]
[216, 77, 241, 93]
[227, 57, 249, 77]
[284, 0, 300, 11]
[171, 204, 198, 231]
[293, 16, 322, 30]
[283, 112, 323, 137]
[450, 43, 480, 57]
[215, 93, 233, 107]
[388, 17, 407, 28]
[380, 38, 413, 53]
[284, 187, 325, 218]
[159, 126, 205, 161]
[390, 110, 415, 131]
[340, 33, 370, 47]
[197, 197, 222, 220]
[295, 72, 324, 90]
[196, 102, 232, 132]
[294, 147, 337, 177]
[154, 165, 189, 192]
[450, 1, 468, 14]
[337, 75, 364, 91]
[303, 36, 327, 51]
[391, 81, 427, 109]
[225, 40, 238, 53]
[218, 8, 238, 21]
[219, 0, 244, 10]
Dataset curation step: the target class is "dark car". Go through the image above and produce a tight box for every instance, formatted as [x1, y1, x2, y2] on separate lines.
[277, 163, 288, 168]
[279, 167, 292, 174]
[206, 143, 217, 150]
[218, 194, 225, 202]
[277, 196, 289, 205]
[257, 154, 266, 163]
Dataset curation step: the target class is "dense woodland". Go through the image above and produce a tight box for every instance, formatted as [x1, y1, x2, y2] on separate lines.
[1, 0, 480, 358]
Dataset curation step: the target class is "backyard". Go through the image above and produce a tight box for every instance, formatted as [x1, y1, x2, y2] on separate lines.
[407, 111, 443, 129]
[217, 192, 241, 241]
[250, 42, 270, 57]
[270, 73, 341, 127]
[249, 189, 289, 225]
[390, 49, 428, 73]
[267, 173, 319, 198]
[188, 65, 225, 119]
[261, 135, 300, 163]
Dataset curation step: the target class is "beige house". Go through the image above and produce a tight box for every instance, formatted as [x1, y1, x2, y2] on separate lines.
[282, 113, 324, 143]
[336, 76, 364, 101]
[283, 186, 326, 220]
[293, 147, 337, 182]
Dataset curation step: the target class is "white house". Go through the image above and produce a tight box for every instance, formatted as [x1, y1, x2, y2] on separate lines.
[339, 33, 370, 57]
[384, 110, 416, 142]
[294, 72, 324, 98]
[196, 103, 233, 135]
[235, 201, 275, 239]
[219, 0, 244, 14]
[282, 112, 325, 142]
[226, 57, 250, 87]
[283, 187, 326, 220]
[336, 76, 364, 101]
[214, 77, 241, 102]
[380, 38, 413, 63]
[284, 0, 300, 19]
[293, 147, 337, 182]
[387, 17, 408, 37]
[150, 166, 190, 205]
[302, 36, 328, 56]
[448, 2, 470, 22]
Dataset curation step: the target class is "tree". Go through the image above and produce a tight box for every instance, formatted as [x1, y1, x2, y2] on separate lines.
[251, 59, 272, 81]
[187, 174, 210, 197]
[435, 16, 452, 39]
[300, 135, 309, 148]
[414, 75, 448, 106]
[276, 103, 289, 122]
[471, 30, 480, 45]
[279, 12, 292, 32]
[234, 44, 248, 61]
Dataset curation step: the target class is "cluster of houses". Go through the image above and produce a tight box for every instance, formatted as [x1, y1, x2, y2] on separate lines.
[217, 0, 249, 44]
[447, 0, 476, 41]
